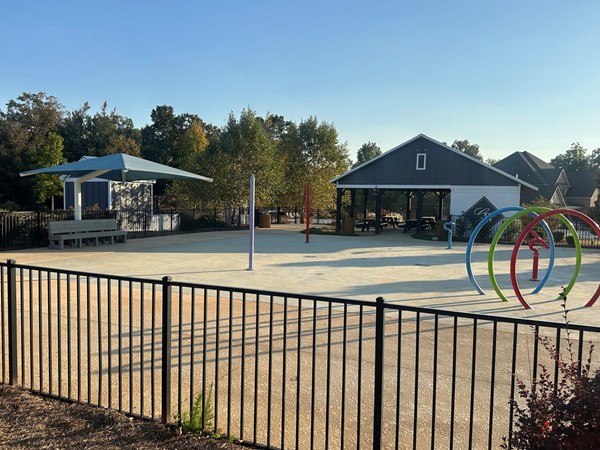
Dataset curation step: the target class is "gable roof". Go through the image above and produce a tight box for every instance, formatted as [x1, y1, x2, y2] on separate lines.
[333, 134, 537, 190]
[565, 169, 598, 197]
[493, 151, 569, 188]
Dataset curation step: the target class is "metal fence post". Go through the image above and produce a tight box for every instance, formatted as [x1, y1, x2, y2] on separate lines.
[161, 276, 173, 424]
[373, 296, 385, 450]
[143, 209, 148, 238]
[7, 259, 18, 385]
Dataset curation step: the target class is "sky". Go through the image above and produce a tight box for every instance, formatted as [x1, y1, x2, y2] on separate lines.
[2, 0, 600, 163]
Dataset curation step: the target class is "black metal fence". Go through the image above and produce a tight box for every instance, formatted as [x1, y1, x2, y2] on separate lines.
[0, 207, 337, 251]
[2, 259, 599, 449]
[0, 208, 251, 251]
[450, 213, 599, 248]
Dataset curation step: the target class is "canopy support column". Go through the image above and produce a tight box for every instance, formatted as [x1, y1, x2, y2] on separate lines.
[71, 170, 110, 220]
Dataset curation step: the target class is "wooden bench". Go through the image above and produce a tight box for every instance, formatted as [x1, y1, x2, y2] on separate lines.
[48, 219, 127, 249]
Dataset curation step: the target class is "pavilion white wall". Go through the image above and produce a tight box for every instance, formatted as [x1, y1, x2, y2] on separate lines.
[449, 185, 521, 217]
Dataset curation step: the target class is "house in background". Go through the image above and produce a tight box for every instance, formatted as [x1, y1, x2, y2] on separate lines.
[494, 151, 599, 209]
[493, 151, 570, 206]
[63, 157, 154, 211]
[565, 169, 599, 209]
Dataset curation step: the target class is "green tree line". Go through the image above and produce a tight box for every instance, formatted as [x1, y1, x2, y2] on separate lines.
[2, 92, 598, 217]
[0, 92, 352, 212]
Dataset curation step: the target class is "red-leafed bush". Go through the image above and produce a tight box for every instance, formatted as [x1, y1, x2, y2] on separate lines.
[503, 290, 600, 449]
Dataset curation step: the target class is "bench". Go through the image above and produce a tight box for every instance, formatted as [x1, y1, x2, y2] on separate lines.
[48, 219, 127, 250]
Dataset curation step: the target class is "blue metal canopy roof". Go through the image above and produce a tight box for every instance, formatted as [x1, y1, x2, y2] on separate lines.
[20, 153, 213, 183]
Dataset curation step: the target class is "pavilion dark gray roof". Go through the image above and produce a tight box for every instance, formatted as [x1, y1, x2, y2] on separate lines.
[333, 134, 537, 191]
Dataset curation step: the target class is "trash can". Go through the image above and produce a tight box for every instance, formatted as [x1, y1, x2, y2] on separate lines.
[342, 217, 355, 234]
[259, 213, 271, 228]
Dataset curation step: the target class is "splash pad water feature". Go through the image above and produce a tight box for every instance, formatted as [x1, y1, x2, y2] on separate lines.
[466, 207, 600, 309]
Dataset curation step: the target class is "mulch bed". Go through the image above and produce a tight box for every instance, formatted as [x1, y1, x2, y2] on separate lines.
[0, 384, 248, 449]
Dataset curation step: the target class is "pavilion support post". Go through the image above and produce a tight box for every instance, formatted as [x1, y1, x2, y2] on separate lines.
[350, 189, 356, 219]
[335, 188, 343, 233]
[375, 189, 382, 234]
[363, 189, 369, 221]
[415, 190, 425, 232]
[435, 191, 449, 220]
[405, 191, 413, 220]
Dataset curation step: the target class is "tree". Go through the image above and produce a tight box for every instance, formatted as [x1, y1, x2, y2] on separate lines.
[165, 120, 212, 208]
[260, 113, 291, 141]
[590, 147, 600, 170]
[59, 103, 90, 162]
[353, 141, 381, 168]
[141, 105, 195, 166]
[32, 132, 66, 208]
[172, 120, 208, 169]
[452, 139, 483, 161]
[168, 109, 283, 209]
[550, 142, 592, 172]
[0, 92, 63, 209]
[59, 101, 141, 161]
[85, 102, 141, 157]
[142, 106, 214, 204]
[212, 109, 283, 207]
[279, 116, 350, 215]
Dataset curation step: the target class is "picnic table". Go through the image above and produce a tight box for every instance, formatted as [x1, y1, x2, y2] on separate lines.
[403, 216, 436, 233]
[356, 215, 403, 232]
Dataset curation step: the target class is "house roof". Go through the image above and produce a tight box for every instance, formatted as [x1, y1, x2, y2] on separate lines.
[565, 169, 598, 198]
[493, 151, 572, 204]
[493, 151, 568, 186]
[333, 134, 537, 191]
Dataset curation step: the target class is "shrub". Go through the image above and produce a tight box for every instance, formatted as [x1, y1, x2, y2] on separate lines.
[552, 230, 565, 242]
[0, 201, 20, 212]
[503, 291, 600, 449]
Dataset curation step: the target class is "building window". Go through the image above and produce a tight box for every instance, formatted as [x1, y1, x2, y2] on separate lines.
[416, 153, 426, 170]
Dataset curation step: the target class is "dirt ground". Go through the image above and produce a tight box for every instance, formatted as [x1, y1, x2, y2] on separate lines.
[0, 384, 248, 450]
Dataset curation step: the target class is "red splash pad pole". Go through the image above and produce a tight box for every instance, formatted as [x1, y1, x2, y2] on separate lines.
[528, 230, 549, 281]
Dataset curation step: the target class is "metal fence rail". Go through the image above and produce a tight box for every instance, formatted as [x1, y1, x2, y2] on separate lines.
[2, 260, 599, 449]
[452, 213, 599, 248]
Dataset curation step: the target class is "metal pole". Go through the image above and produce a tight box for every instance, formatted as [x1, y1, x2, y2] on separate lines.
[7, 259, 18, 385]
[161, 276, 172, 424]
[248, 175, 255, 270]
[305, 184, 311, 244]
[372, 296, 385, 450]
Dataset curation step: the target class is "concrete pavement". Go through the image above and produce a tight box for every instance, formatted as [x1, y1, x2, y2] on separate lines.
[4, 223, 600, 326]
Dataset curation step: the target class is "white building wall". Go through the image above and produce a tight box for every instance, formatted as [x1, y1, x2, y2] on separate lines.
[450, 185, 521, 216]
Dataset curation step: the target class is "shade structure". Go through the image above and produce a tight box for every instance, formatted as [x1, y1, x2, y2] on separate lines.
[21, 153, 213, 219]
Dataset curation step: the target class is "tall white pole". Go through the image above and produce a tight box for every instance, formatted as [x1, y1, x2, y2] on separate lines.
[74, 178, 82, 220]
[248, 174, 255, 270]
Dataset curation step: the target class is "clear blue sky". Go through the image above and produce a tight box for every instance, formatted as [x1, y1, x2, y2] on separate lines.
[2, 0, 599, 163]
